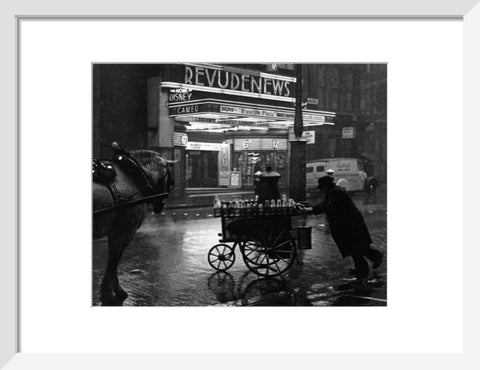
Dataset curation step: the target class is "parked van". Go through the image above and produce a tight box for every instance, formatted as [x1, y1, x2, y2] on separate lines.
[306, 158, 378, 193]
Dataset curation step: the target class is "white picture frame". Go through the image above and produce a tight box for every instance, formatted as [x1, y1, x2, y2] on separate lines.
[2, 0, 479, 368]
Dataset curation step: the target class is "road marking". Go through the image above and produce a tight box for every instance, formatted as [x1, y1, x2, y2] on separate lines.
[341, 295, 387, 303]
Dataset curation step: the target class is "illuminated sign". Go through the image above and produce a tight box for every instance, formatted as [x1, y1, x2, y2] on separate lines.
[234, 138, 288, 151]
[169, 88, 193, 102]
[173, 132, 188, 147]
[173, 105, 200, 115]
[168, 101, 333, 125]
[220, 105, 276, 118]
[219, 105, 326, 123]
[184, 65, 294, 98]
[186, 141, 223, 151]
[303, 114, 325, 123]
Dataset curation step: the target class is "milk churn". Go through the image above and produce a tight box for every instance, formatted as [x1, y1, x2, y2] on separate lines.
[296, 226, 312, 250]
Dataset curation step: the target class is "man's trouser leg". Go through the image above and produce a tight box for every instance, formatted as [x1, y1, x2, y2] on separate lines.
[363, 246, 384, 268]
[351, 253, 369, 278]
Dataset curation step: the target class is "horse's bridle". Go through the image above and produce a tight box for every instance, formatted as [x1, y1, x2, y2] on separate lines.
[117, 151, 174, 201]
[114, 153, 157, 196]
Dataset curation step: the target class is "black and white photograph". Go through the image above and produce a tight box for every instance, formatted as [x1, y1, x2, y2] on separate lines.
[92, 63, 387, 307]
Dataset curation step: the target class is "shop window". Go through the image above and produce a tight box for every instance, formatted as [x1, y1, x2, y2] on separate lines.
[345, 91, 353, 112]
[233, 151, 288, 189]
[317, 86, 326, 108]
[328, 138, 336, 157]
[327, 66, 340, 88]
[347, 70, 354, 89]
[316, 65, 326, 86]
[340, 91, 353, 113]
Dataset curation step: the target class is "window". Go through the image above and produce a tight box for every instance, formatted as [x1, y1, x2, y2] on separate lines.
[316, 165, 325, 172]
[306, 167, 314, 173]
[339, 68, 354, 113]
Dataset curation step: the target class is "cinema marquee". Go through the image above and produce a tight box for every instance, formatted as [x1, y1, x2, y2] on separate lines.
[147, 63, 335, 192]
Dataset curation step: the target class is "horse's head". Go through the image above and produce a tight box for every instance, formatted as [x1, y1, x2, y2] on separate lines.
[151, 159, 177, 213]
[129, 150, 177, 214]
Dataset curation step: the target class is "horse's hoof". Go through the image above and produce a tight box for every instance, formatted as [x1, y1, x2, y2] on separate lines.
[101, 296, 123, 306]
[101, 293, 124, 306]
[115, 290, 128, 301]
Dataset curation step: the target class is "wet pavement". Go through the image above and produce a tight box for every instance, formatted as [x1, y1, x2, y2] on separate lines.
[92, 191, 387, 306]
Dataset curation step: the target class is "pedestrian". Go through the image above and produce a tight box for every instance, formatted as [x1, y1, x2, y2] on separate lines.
[262, 165, 280, 177]
[253, 158, 263, 174]
[253, 170, 263, 198]
[257, 165, 281, 203]
[306, 175, 383, 279]
[253, 159, 263, 198]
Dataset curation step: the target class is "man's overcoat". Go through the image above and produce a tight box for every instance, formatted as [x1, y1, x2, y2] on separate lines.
[312, 186, 372, 258]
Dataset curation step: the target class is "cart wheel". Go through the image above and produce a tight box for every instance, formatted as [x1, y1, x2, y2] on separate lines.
[240, 231, 297, 277]
[208, 244, 236, 271]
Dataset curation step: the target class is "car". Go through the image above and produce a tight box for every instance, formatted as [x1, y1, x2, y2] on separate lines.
[306, 157, 378, 194]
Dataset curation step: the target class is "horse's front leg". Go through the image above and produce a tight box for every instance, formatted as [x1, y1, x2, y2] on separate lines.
[113, 274, 128, 301]
[100, 266, 117, 306]
[100, 250, 124, 306]
[101, 222, 138, 306]
[100, 269, 127, 304]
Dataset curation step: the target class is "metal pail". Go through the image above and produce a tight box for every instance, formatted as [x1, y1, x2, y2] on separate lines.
[296, 226, 312, 250]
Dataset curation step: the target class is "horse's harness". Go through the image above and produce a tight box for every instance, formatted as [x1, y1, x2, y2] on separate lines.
[93, 149, 172, 210]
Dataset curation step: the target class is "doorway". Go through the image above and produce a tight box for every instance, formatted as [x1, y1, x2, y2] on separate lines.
[186, 151, 219, 187]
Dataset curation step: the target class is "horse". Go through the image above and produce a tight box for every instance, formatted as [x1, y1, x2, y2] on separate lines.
[93, 145, 175, 306]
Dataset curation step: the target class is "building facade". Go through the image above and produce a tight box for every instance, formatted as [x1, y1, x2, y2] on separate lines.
[303, 64, 387, 182]
[93, 63, 386, 198]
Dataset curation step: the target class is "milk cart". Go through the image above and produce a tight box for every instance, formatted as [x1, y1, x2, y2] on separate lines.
[208, 200, 311, 277]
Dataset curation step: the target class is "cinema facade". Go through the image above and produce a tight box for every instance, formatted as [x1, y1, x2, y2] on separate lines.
[138, 63, 334, 197]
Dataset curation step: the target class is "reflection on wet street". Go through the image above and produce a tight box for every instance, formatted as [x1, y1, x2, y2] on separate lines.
[208, 271, 386, 306]
[92, 191, 387, 306]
